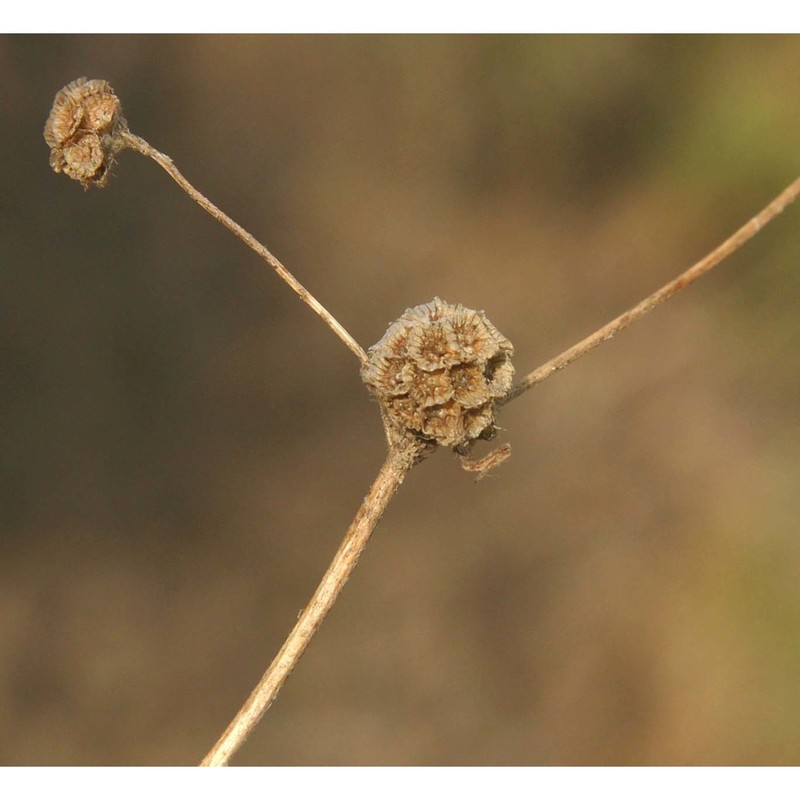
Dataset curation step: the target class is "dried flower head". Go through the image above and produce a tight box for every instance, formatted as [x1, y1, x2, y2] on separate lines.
[362, 298, 514, 450]
[44, 78, 128, 189]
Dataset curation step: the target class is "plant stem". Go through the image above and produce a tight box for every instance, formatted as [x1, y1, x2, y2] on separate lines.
[198, 171, 800, 765]
[120, 130, 367, 365]
[502, 174, 800, 404]
[200, 439, 428, 767]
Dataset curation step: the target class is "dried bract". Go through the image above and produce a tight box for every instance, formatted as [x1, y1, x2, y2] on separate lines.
[44, 78, 128, 189]
[362, 298, 514, 450]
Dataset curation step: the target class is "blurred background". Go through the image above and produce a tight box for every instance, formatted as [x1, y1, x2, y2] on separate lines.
[2, 35, 800, 765]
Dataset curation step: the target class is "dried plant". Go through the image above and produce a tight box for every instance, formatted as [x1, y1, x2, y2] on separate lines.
[361, 297, 514, 463]
[44, 78, 800, 766]
[44, 78, 127, 188]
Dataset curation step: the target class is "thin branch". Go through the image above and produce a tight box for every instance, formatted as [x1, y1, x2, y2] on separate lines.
[120, 130, 367, 365]
[200, 439, 429, 767]
[501, 175, 800, 405]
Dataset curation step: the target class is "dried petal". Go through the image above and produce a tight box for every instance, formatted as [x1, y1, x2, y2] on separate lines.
[421, 400, 464, 445]
[408, 367, 454, 408]
[450, 363, 489, 409]
[485, 356, 515, 398]
[446, 305, 509, 362]
[406, 321, 460, 371]
[363, 356, 415, 397]
[462, 405, 496, 441]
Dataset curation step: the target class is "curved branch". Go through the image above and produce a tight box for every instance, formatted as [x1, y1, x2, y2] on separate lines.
[502, 175, 800, 405]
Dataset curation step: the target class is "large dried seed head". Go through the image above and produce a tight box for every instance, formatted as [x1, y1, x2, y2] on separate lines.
[44, 78, 128, 189]
[362, 298, 514, 448]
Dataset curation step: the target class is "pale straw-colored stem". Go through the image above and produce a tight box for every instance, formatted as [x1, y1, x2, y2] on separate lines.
[120, 130, 367, 365]
[200, 439, 428, 767]
[502, 174, 800, 405]
[198, 171, 800, 765]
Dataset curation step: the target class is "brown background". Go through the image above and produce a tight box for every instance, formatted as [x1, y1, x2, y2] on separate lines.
[2, 35, 800, 765]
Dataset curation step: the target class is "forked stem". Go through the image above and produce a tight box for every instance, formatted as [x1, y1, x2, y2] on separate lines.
[200, 438, 429, 767]
[120, 130, 367, 365]
[502, 174, 800, 404]
[49, 81, 800, 767]
[200, 174, 800, 765]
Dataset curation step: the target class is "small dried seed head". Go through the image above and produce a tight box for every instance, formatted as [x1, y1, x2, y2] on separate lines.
[44, 78, 128, 189]
[362, 298, 514, 449]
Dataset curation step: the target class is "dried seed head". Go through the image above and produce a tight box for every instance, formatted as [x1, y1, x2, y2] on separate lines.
[362, 298, 514, 449]
[44, 78, 128, 189]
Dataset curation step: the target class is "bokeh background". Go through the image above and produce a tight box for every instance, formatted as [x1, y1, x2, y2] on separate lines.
[2, 35, 800, 765]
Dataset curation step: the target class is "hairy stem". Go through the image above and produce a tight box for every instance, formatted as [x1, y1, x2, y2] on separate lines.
[502, 174, 800, 404]
[200, 439, 428, 767]
[120, 130, 367, 365]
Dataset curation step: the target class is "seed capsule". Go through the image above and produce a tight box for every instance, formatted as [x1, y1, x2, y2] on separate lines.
[44, 78, 128, 189]
[362, 298, 514, 449]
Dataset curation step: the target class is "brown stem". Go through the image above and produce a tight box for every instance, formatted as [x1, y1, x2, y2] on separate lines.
[120, 130, 367, 365]
[199, 172, 800, 764]
[501, 174, 800, 405]
[200, 439, 428, 767]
